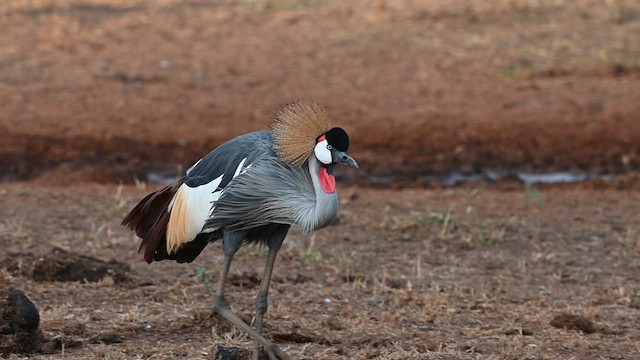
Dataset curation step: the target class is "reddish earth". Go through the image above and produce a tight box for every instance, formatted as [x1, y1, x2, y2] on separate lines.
[1, 0, 639, 359]
[1, 0, 639, 184]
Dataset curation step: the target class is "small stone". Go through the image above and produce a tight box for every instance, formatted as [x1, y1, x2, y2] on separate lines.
[213, 345, 243, 360]
[1, 288, 40, 333]
[0, 288, 44, 355]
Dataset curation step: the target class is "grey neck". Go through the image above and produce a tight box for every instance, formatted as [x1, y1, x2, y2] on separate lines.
[305, 155, 339, 232]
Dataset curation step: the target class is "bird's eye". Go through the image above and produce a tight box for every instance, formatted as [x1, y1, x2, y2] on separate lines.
[326, 144, 332, 150]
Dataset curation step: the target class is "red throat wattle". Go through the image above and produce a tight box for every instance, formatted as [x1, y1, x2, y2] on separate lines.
[319, 167, 336, 193]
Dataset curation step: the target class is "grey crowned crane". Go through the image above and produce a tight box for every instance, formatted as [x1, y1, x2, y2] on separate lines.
[122, 100, 358, 360]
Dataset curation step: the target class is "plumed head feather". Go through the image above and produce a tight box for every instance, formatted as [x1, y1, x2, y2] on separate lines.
[271, 99, 331, 167]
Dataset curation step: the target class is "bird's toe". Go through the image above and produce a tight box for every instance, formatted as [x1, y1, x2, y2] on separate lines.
[266, 344, 291, 360]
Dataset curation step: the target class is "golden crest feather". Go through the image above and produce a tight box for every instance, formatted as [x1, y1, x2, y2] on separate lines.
[271, 99, 331, 167]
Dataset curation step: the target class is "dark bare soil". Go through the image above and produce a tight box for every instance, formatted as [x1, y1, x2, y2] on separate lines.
[1, 0, 640, 359]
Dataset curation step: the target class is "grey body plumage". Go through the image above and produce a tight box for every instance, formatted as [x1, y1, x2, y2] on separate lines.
[181, 130, 339, 247]
[202, 131, 338, 237]
[122, 100, 356, 360]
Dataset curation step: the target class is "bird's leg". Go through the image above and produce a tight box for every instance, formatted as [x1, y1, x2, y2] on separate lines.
[212, 253, 256, 335]
[253, 246, 279, 360]
[212, 254, 291, 360]
[212, 253, 234, 312]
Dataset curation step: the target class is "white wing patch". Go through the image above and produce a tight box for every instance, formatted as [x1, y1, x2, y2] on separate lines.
[166, 175, 222, 254]
[166, 158, 251, 251]
[201, 158, 250, 234]
[208, 157, 249, 216]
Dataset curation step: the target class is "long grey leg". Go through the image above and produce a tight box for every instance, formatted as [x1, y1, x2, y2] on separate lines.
[254, 246, 279, 360]
[212, 232, 243, 314]
[212, 232, 290, 360]
[212, 253, 233, 315]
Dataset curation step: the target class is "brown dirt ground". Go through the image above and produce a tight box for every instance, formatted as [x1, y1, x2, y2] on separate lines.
[1, 185, 640, 359]
[1, 0, 640, 359]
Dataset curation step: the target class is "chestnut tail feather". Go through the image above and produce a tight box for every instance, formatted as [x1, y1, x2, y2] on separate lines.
[121, 180, 184, 263]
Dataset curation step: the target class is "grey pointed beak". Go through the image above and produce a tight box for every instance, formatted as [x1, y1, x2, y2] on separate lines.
[338, 152, 359, 168]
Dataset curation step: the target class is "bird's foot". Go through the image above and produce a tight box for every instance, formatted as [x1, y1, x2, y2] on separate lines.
[213, 294, 229, 311]
[254, 343, 291, 360]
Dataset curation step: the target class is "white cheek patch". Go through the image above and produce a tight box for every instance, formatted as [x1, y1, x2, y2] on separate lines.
[314, 140, 332, 164]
